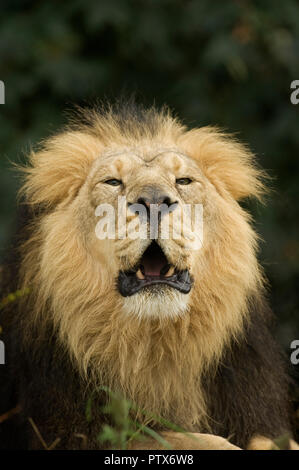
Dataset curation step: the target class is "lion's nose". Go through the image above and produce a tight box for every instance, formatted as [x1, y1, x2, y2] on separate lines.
[137, 195, 172, 209]
[129, 187, 178, 216]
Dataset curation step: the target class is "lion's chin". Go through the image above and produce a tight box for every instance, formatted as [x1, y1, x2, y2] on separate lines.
[121, 286, 190, 320]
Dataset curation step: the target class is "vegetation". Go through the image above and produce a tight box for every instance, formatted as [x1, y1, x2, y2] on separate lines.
[86, 386, 188, 449]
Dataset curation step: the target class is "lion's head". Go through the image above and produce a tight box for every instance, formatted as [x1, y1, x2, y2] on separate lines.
[20, 103, 266, 429]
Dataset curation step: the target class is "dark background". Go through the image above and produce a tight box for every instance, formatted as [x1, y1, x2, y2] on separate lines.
[0, 0, 298, 349]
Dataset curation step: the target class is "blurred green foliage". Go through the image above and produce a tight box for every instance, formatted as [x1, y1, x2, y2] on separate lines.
[0, 0, 298, 345]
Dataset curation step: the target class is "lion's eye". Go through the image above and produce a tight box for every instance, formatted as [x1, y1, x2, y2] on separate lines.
[176, 178, 192, 185]
[104, 179, 122, 186]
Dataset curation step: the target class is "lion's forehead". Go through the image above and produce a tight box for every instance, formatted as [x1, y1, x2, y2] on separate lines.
[90, 146, 198, 180]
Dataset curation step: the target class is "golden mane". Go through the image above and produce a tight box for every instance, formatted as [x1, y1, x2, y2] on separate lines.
[18, 104, 266, 431]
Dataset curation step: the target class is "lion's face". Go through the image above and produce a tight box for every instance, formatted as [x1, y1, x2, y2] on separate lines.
[79, 143, 215, 319]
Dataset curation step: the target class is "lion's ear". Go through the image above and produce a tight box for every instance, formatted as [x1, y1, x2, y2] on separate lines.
[20, 131, 102, 207]
[180, 127, 267, 201]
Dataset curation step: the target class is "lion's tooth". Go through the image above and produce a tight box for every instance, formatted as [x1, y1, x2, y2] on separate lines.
[164, 266, 175, 277]
[136, 268, 145, 280]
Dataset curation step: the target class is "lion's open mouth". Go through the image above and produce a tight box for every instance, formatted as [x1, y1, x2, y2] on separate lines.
[117, 241, 192, 297]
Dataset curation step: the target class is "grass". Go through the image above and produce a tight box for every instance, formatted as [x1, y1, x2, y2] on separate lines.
[86, 386, 190, 450]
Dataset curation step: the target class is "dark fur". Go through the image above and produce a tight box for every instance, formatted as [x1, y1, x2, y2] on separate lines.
[0, 205, 292, 450]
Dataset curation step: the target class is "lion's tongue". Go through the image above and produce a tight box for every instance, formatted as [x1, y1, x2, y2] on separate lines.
[142, 258, 165, 277]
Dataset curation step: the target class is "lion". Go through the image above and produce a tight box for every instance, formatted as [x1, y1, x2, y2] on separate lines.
[0, 102, 292, 450]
